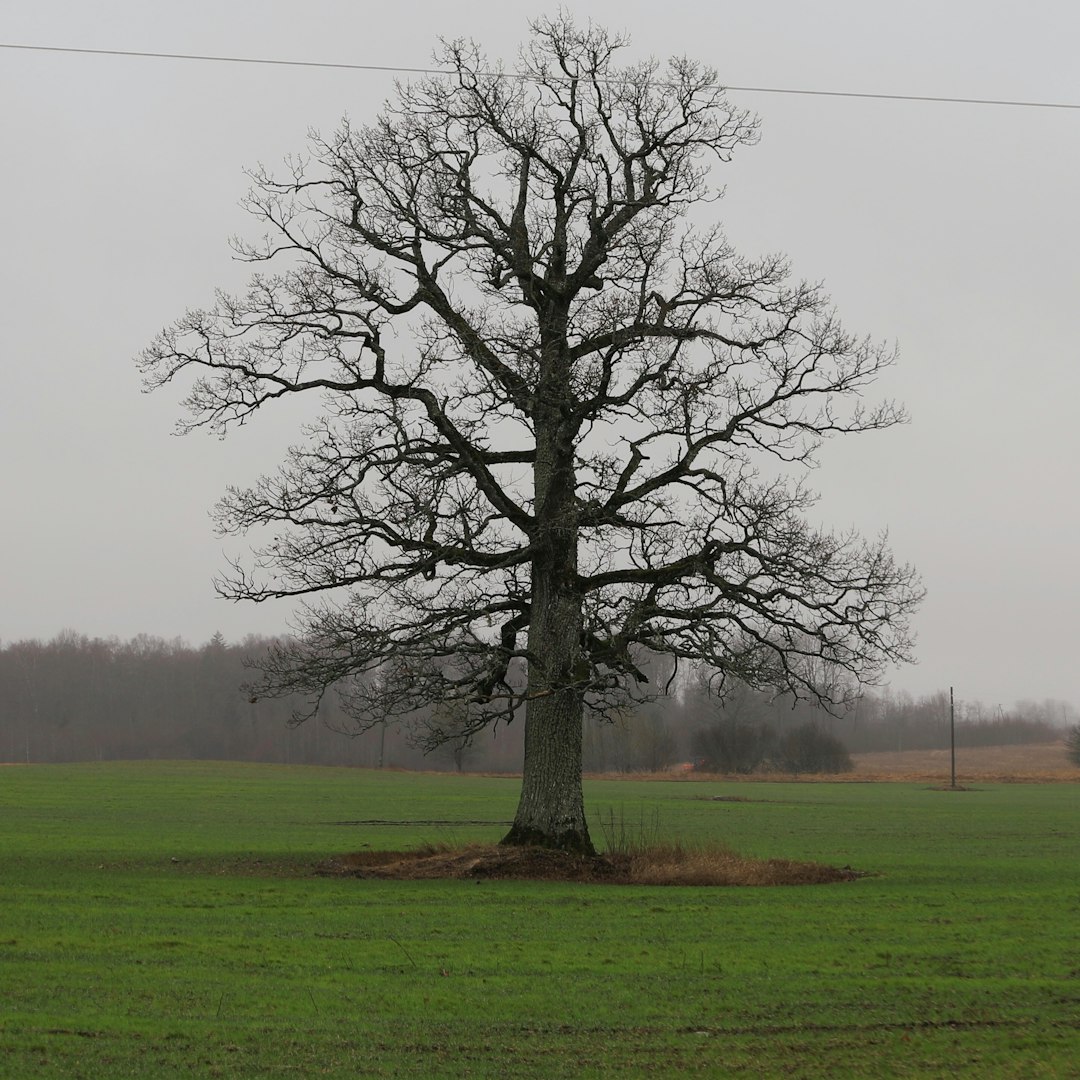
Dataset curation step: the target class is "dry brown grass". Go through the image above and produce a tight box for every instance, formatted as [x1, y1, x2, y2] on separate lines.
[588, 741, 1079, 784]
[849, 740, 1078, 783]
[615, 844, 855, 886]
[319, 843, 857, 886]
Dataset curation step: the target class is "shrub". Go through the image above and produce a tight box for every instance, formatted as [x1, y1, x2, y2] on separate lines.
[772, 723, 854, 774]
[691, 721, 776, 773]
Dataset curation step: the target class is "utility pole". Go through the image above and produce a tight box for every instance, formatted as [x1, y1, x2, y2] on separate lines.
[950, 686, 957, 790]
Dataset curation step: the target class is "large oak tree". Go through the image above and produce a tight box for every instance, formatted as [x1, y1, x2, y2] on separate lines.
[141, 17, 921, 853]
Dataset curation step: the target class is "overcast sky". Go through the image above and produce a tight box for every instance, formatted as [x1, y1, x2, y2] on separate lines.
[2, 0, 1078, 709]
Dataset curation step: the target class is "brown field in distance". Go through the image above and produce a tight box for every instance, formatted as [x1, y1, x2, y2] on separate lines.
[615, 741, 1080, 784]
[849, 740, 1078, 782]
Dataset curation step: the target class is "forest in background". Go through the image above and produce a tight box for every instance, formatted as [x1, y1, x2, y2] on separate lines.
[0, 632, 1073, 772]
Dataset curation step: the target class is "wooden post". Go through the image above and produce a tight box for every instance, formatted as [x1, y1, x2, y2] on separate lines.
[950, 686, 956, 789]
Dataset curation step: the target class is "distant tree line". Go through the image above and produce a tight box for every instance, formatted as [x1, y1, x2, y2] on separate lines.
[0, 632, 1073, 772]
[0, 631, 495, 771]
[837, 689, 1072, 754]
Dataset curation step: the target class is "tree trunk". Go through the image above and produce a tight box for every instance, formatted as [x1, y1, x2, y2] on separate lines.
[503, 719, 590, 851]
[502, 336, 594, 854]
[501, 572, 592, 852]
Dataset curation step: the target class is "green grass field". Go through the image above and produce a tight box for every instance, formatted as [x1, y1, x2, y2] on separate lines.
[1, 762, 1077, 1077]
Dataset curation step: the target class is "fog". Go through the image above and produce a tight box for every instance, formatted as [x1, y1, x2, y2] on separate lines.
[2, 0, 1078, 707]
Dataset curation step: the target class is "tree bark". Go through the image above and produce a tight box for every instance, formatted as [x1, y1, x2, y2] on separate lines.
[501, 564, 592, 853]
[502, 333, 594, 854]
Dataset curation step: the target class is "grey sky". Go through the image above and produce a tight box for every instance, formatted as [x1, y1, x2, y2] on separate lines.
[2, 0, 1078, 708]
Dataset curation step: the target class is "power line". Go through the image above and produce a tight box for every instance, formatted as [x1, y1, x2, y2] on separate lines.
[3, 40, 1080, 112]
[1, 41, 440, 77]
[726, 85, 1080, 111]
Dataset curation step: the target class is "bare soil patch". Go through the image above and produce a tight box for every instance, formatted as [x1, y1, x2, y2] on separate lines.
[318, 843, 859, 886]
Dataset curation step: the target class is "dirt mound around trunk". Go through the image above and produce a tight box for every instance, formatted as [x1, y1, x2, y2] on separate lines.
[318, 843, 859, 886]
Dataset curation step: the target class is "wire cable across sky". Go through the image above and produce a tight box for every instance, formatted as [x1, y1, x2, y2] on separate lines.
[3, 40, 1080, 112]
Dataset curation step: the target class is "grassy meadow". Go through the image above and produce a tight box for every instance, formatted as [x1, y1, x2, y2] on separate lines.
[1, 761, 1078, 1077]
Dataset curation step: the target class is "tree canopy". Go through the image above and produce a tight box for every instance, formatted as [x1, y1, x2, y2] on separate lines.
[141, 17, 922, 852]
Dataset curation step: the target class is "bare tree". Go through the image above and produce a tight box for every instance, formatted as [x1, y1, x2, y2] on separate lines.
[1066, 725, 1080, 767]
[140, 17, 921, 852]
